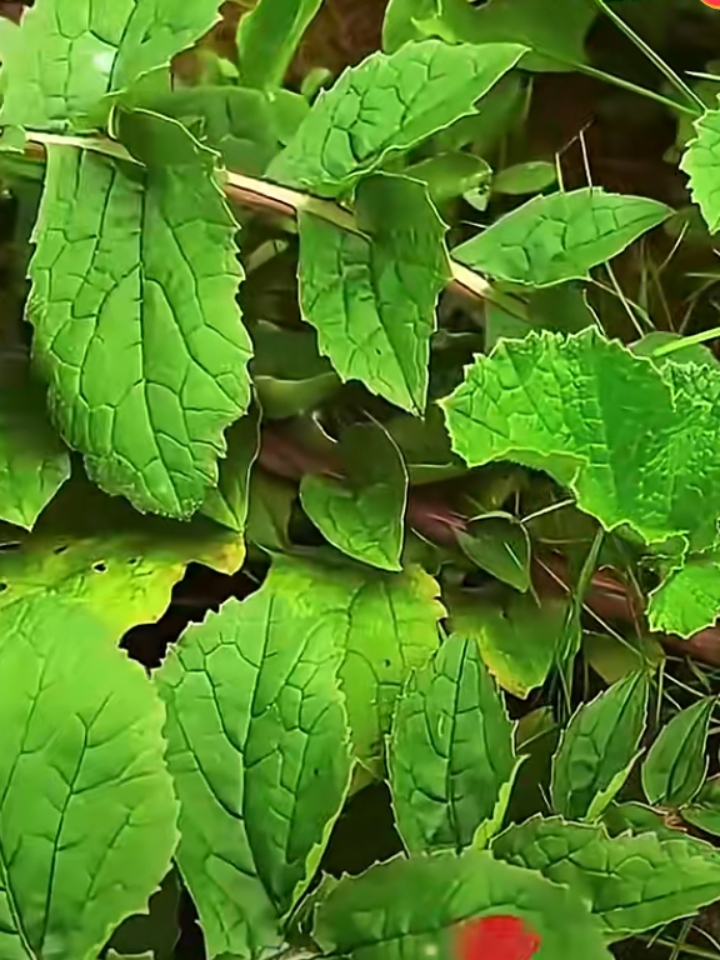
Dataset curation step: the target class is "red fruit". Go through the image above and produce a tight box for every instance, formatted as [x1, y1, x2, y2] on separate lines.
[456, 915, 541, 960]
[700, 0, 720, 8]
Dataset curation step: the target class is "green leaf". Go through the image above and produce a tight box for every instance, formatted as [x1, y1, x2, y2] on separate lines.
[0, 378, 70, 529]
[453, 188, 671, 286]
[382, 0, 438, 52]
[266, 555, 444, 776]
[0, 0, 225, 130]
[300, 423, 408, 571]
[201, 405, 261, 533]
[508, 708, 560, 825]
[492, 815, 720, 941]
[28, 111, 252, 518]
[246, 469, 296, 551]
[298, 173, 451, 413]
[137, 87, 308, 176]
[268, 40, 526, 197]
[0, 596, 178, 960]
[583, 631, 664, 686]
[442, 328, 720, 550]
[681, 103, 720, 234]
[250, 322, 340, 420]
[405, 152, 492, 204]
[447, 588, 567, 698]
[313, 849, 612, 960]
[484, 282, 597, 350]
[237, 0, 324, 89]
[457, 513, 532, 592]
[389, 634, 518, 853]
[385, 405, 465, 485]
[602, 800, 680, 841]
[631, 331, 719, 371]
[493, 160, 558, 195]
[416, 0, 598, 71]
[642, 697, 715, 807]
[682, 777, 720, 837]
[647, 556, 720, 638]
[155, 589, 353, 960]
[0, 476, 246, 637]
[550, 672, 649, 821]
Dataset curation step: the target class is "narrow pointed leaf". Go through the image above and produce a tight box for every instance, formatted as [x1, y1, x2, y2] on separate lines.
[0, 596, 178, 960]
[266, 555, 443, 776]
[493, 816, 720, 941]
[389, 634, 518, 853]
[457, 514, 531, 592]
[642, 697, 715, 807]
[268, 40, 526, 197]
[155, 590, 353, 960]
[551, 672, 649, 820]
[442, 328, 720, 551]
[313, 849, 612, 960]
[0, 379, 70, 529]
[452, 188, 671, 287]
[298, 173, 451, 413]
[0, 0, 225, 130]
[237, 0, 324, 90]
[28, 111, 252, 518]
[682, 777, 720, 837]
[301, 423, 408, 571]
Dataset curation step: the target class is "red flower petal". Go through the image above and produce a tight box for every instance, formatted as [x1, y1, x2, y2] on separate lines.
[456, 914, 541, 960]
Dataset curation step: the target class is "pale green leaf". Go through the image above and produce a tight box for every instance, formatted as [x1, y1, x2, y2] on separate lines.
[442, 328, 720, 550]
[415, 0, 598, 71]
[237, 0, 324, 89]
[389, 634, 518, 853]
[0, 596, 178, 960]
[453, 188, 671, 286]
[268, 40, 526, 197]
[493, 160, 557, 195]
[648, 557, 720, 638]
[107, 952, 153, 960]
[155, 589, 353, 960]
[682, 777, 720, 837]
[266, 555, 444, 777]
[457, 514, 531, 592]
[0, 476, 245, 637]
[493, 816, 720, 941]
[201, 405, 260, 533]
[300, 423, 408, 571]
[551, 672, 649, 820]
[405, 152, 492, 204]
[298, 173, 451, 413]
[681, 104, 720, 234]
[313, 849, 612, 960]
[0, 0, 225, 130]
[642, 697, 715, 807]
[28, 111, 252, 518]
[0, 379, 70, 529]
[447, 588, 567, 698]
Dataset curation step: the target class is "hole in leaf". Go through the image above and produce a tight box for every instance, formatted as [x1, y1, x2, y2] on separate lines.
[0, 582, 8, 593]
[93, 562, 107, 573]
[53, 544, 69, 555]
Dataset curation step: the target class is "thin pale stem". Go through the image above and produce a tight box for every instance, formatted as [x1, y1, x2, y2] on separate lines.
[23, 130, 493, 301]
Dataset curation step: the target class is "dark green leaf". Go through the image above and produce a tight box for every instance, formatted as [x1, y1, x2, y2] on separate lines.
[155, 589, 353, 960]
[237, 0, 324, 89]
[301, 423, 408, 571]
[313, 849, 612, 960]
[405, 152, 492, 204]
[682, 777, 720, 837]
[493, 816, 720, 941]
[298, 174, 451, 413]
[551, 672, 649, 820]
[642, 697, 715, 807]
[389, 635, 518, 852]
[201, 405, 261, 533]
[457, 513, 532, 592]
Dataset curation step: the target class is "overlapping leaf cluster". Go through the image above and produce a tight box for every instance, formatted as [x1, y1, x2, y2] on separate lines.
[2, 0, 720, 956]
